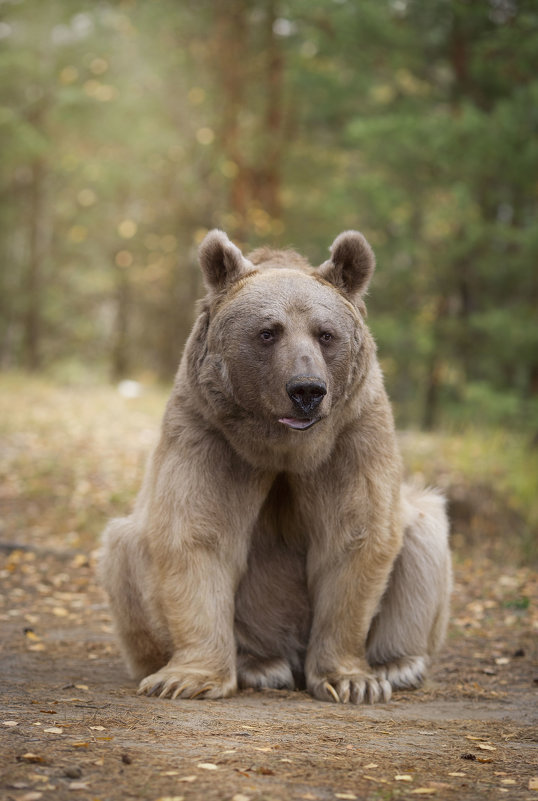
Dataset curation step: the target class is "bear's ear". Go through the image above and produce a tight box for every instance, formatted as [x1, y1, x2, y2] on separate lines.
[318, 230, 375, 299]
[198, 229, 251, 294]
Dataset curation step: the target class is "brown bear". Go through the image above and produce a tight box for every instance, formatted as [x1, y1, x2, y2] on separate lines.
[99, 229, 452, 704]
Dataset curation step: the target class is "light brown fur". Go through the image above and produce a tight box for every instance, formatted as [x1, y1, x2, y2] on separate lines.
[99, 229, 452, 704]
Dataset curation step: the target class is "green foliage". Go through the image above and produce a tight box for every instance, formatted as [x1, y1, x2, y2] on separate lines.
[0, 0, 536, 430]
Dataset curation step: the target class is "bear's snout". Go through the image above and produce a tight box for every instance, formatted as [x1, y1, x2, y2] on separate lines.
[286, 376, 327, 416]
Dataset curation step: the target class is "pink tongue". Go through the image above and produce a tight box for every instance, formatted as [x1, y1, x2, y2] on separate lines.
[279, 417, 312, 430]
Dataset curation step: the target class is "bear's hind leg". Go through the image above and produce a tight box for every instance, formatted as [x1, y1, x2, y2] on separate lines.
[366, 484, 452, 691]
[99, 517, 170, 680]
[237, 653, 295, 690]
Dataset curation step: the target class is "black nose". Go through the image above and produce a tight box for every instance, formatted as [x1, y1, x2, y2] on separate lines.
[286, 377, 327, 415]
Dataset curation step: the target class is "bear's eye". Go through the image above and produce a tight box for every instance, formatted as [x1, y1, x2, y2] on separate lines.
[319, 331, 333, 344]
[260, 329, 275, 343]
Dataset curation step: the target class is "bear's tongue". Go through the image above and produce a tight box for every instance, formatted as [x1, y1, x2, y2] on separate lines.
[279, 417, 315, 431]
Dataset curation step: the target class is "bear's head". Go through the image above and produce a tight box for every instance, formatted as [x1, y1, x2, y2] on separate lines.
[189, 229, 380, 472]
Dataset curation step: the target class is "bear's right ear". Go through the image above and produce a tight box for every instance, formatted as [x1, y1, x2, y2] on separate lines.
[198, 229, 252, 295]
[318, 230, 375, 299]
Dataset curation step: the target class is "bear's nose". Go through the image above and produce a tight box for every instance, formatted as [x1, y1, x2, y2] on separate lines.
[286, 377, 327, 415]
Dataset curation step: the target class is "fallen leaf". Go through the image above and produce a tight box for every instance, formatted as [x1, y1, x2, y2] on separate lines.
[197, 763, 218, 770]
[177, 776, 196, 783]
[501, 779, 516, 785]
[448, 772, 466, 777]
[529, 777, 538, 790]
[18, 753, 44, 763]
[2, 720, 19, 726]
[495, 657, 510, 666]
[69, 782, 89, 790]
[21, 793, 43, 801]
[395, 775, 413, 781]
[477, 743, 496, 751]
[254, 746, 272, 752]
[232, 795, 251, 801]
[363, 776, 387, 784]
[476, 757, 494, 763]
[89, 726, 105, 731]
[465, 735, 484, 741]
[74, 684, 88, 691]
[364, 763, 378, 769]
[335, 794, 357, 799]
[44, 727, 63, 734]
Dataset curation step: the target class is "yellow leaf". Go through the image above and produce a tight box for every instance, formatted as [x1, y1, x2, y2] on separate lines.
[19, 753, 44, 763]
[478, 744, 496, 751]
[395, 775, 413, 781]
[197, 763, 218, 770]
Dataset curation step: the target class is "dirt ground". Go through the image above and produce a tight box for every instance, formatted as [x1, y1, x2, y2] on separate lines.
[0, 544, 537, 801]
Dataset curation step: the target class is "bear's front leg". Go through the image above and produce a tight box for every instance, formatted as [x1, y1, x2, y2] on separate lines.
[304, 485, 402, 704]
[131, 432, 271, 700]
[136, 551, 239, 699]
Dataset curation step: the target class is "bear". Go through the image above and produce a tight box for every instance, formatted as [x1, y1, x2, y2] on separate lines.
[99, 229, 452, 704]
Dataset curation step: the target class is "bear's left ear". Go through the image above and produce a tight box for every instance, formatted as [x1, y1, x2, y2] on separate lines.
[198, 229, 252, 294]
[318, 230, 375, 299]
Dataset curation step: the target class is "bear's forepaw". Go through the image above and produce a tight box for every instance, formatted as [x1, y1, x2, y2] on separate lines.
[137, 665, 236, 700]
[308, 670, 392, 704]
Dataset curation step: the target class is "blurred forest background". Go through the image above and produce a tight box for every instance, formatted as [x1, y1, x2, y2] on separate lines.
[1, 0, 537, 565]
[1, 0, 537, 431]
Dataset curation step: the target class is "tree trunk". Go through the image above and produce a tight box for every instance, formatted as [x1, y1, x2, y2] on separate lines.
[23, 159, 46, 370]
[112, 266, 130, 380]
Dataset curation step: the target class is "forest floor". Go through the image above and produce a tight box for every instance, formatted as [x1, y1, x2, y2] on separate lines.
[0, 376, 537, 801]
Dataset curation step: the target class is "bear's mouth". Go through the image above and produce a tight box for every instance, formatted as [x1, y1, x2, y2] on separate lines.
[278, 416, 320, 431]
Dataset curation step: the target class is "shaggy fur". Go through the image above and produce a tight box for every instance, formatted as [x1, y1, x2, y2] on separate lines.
[99, 229, 452, 704]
